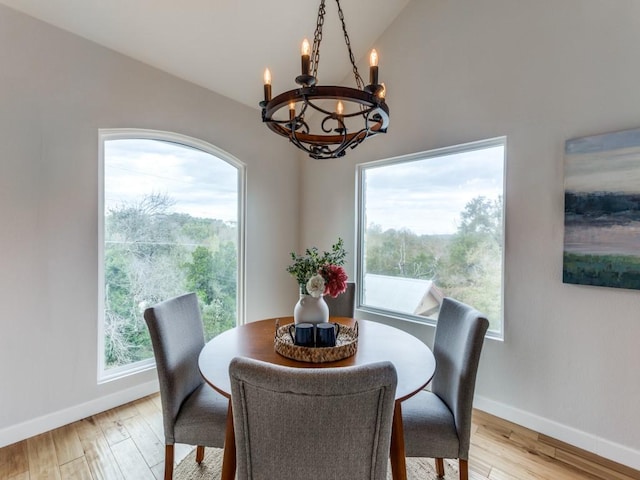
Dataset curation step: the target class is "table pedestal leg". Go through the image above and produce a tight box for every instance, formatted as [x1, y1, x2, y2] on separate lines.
[390, 400, 407, 480]
[220, 400, 236, 480]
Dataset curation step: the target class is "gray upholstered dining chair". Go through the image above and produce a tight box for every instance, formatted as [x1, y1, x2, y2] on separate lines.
[143, 292, 228, 480]
[401, 297, 489, 480]
[325, 281, 356, 317]
[229, 356, 397, 480]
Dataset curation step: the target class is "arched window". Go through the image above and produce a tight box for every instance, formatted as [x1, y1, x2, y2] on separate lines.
[98, 129, 245, 381]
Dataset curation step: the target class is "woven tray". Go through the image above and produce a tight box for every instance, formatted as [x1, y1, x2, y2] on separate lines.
[274, 320, 358, 363]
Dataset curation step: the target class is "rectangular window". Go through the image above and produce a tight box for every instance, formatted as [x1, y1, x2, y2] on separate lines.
[99, 129, 244, 381]
[357, 138, 505, 337]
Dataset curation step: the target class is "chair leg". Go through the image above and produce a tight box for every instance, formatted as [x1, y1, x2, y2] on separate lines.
[459, 459, 469, 480]
[164, 444, 174, 480]
[196, 445, 205, 463]
[435, 458, 445, 477]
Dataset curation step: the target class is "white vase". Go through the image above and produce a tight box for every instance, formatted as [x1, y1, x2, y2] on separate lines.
[293, 291, 329, 325]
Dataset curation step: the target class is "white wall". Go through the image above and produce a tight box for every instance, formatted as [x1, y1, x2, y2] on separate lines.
[0, 4, 300, 445]
[300, 0, 640, 469]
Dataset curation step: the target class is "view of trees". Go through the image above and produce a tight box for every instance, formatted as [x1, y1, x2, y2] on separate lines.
[104, 193, 238, 368]
[365, 196, 503, 327]
[104, 189, 501, 368]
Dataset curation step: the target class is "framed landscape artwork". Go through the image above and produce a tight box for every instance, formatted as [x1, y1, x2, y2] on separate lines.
[563, 127, 640, 290]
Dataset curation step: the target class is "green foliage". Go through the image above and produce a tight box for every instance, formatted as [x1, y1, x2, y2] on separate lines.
[184, 242, 238, 307]
[286, 238, 347, 293]
[201, 299, 237, 342]
[563, 252, 640, 290]
[104, 193, 238, 368]
[365, 226, 444, 278]
[365, 195, 503, 330]
[185, 246, 216, 304]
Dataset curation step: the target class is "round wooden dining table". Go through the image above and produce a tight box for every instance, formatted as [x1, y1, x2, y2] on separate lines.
[198, 317, 435, 480]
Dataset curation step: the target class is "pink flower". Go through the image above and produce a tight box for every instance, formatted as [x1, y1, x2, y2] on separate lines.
[321, 264, 348, 298]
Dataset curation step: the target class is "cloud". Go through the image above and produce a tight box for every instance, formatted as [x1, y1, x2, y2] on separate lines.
[364, 146, 504, 235]
[104, 139, 238, 221]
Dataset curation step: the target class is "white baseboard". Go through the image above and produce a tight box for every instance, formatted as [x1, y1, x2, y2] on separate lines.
[0, 380, 159, 449]
[474, 394, 640, 471]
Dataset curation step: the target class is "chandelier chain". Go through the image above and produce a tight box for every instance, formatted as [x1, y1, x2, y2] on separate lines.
[336, 0, 364, 89]
[311, 0, 326, 79]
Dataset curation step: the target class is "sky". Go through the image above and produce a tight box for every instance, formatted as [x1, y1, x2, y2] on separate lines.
[104, 139, 238, 221]
[364, 145, 505, 235]
[104, 139, 504, 236]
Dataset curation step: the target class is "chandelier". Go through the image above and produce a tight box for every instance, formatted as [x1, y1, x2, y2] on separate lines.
[260, 0, 389, 160]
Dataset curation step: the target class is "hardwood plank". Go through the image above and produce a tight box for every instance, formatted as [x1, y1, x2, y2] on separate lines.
[540, 434, 640, 480]
[6, 473, 30, 480]
[133, 397, 165, 443]
[86, 401, 139, 440]
[508, 429, 556, 459]
[468, 449, 495, 478]
[555, 448, 639, 480]
[73, 417, 103, 442]
[78, 429, 124, 480]
[134, 395, 161, 415]
[471, 427, 599, 480]
[474, 409, 539, 441]
[0, 440, 29, 478]
[94, 409, 130, 446]
[27, 432, 62, 480]
[150, 461, 165, 480]
[51, 423, 84, 466]
[110, 438, 156, 480]
[489, 466, 530, 480]
[150, 394, 162, 411]
[174, 444, 194, 465]
[122, 414, 164, 467]
[59, 457, 92, 480]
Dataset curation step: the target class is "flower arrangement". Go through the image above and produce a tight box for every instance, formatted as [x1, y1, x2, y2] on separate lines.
[287, 238, 348, 298]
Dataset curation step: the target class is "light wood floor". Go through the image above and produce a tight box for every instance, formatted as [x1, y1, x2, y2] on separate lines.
[1, 393, 638, 480]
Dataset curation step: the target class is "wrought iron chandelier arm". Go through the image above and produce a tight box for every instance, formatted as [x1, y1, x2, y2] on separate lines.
[259, 0, 389, 159]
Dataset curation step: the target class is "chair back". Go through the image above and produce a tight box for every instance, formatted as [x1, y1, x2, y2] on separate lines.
[229, 357, 397, 480]
[431, 297, 489, 457]
[325, 282, 356, 317]
[143, 292, 205, 443]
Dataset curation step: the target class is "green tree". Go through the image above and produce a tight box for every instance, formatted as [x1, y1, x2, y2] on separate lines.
[438, 196, 503, 323]
[104, 192, 239, 367]
[365, 225, 440, 279]
[363, 195, 502, 329]
[185, 246, 216, 304]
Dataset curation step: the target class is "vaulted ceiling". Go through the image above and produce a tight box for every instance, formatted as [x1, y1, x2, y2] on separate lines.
[0, 0, 411, 108]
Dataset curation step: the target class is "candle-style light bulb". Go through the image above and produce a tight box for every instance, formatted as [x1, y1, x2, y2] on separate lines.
[289, 101, 296, 123]
[301, 38, 311, 75]
[263, 68, 272, 102]
[369, 49, 379, 67]
[336, 101, 344, 116]
[301, 39, 311, 56]
[369, 49, 379, 85]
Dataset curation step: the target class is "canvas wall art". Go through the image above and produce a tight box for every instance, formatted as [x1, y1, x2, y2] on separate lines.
[563, 127, 640, 289]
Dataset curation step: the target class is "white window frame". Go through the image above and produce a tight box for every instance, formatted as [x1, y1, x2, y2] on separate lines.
[356, 137, 506, 339]
[97, 128, 246, 383]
